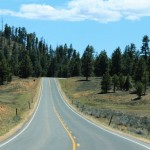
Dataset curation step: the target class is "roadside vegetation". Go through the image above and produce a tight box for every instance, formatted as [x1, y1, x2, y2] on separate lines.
[0, 77, 40, 136]
[59, 77, 150, 117]
[59, 77, 150, 139]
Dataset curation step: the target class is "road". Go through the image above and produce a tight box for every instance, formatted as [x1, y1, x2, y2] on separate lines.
[0, 78, 150, 150]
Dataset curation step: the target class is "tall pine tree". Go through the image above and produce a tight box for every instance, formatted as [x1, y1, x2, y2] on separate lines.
[81, 45, 94, 81]
[111, 47, 122, 75]
[19, 51, 33, 78]
[94, 50, 109, 76]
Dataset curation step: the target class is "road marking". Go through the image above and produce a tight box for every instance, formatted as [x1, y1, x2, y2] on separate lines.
[49, 79, 76, 150]
[53, 106, 76, 150]
[54, 79, 150, 150]
[77, 143, 80, 147]
[0, 78, 43, 148]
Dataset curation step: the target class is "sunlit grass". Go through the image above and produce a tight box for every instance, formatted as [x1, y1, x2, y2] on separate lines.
[59, 77, 150, 117]
[0, 77, 40, 136]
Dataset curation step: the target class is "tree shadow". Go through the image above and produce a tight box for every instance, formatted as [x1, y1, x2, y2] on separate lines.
[76, 79, 91, 82]
[95, 77, 102, 80]
[129, 91, 137, 94]
[131, 97, 141, 101]
[97, 91, 114, 94]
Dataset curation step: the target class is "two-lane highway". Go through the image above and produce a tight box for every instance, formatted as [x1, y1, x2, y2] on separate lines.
[0, 78, 150, 150]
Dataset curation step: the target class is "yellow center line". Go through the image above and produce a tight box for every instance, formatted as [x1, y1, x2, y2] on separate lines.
[53, 106, 76, 150]
[49, 79, 76, 150]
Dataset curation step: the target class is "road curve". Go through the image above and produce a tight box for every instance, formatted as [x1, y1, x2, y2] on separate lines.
[0, 78, 150, 150]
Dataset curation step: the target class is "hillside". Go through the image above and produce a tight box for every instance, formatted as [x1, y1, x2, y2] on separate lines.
[59, 77, 150, 140]
[0, 77, 40, 139]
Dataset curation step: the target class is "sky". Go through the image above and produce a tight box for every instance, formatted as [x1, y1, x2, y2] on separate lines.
[0, 0, 150, 57]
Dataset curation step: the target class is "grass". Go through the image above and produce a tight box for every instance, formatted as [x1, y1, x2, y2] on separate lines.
[59, 77, 150, 140]
[0, 77, 40, 136]
[59, 77, 150, 117]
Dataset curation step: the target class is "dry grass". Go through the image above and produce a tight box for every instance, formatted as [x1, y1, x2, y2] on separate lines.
[0, 77, 40, 136]
[58, 78, 150, 142]
[59, 77, 150, 117]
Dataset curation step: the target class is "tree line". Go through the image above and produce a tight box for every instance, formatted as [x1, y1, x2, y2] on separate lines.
[0, 24, 81, 84]
[0, 24, 150, 97]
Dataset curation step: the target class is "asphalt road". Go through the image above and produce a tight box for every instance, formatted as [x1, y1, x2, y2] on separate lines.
[0, 78, 150, 150]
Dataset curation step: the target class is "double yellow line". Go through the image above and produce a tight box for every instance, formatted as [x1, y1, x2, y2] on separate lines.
[49, 79, 76, 150]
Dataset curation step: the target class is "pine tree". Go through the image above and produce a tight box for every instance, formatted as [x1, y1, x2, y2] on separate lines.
[4, 24, 11, 40]
[19, 51, 33, 78]
[111, 47, 122, 75]
[11, 43, 19, 76]
[74, 52, 81, 76]
[124, 75, 131, 91]
[132, 50, 140, 76]
[94, 50, 109, 76]
[94, 54, 100, 76]
[47, 58, 56, 77]
[47, 46, 55, 77]
[134, 57, 146, 82]
[122, 44, 136, 76]
[81, 45, 94, 81]
[119, 73, 125, 90]
[3, 45, 10, 60]
[142, 71, 149, 95]
[148, 56, 150, 83]
[0, 60, 8, 84]
[0, 52, 11, 84]
[18, 27, 27, 44]
[112, 74, 119, 93]
[69, 50, 81, 77]
[141, 35, 149, 63]
[68, 44, 73, 61]
[140, 36, 150, 94]
[101, 71, 111, 93]
[33, 60, 42, 77]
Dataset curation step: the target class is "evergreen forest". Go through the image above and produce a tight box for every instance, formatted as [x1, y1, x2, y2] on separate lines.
[0, 24, 150, 96]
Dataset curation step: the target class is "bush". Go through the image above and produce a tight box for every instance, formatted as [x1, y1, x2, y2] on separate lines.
[135, 82, 144, 99]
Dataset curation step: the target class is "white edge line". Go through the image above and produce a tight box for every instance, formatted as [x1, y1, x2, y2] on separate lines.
[54, 79, 150, 150]
[0, 78, 43, 148]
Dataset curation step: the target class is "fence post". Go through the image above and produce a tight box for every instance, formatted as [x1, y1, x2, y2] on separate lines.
[16, 108, 18, 116]
[28, 101, 30, 109]
[109, 115, 113, 126]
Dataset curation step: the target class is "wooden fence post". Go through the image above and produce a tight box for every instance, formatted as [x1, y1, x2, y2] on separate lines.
[28, 101, 30, 109]
[109, 115, 113, 126]
[16, 108, 18, 116]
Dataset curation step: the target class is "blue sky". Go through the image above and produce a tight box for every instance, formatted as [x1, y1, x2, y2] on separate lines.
[0, 0, 150, 57]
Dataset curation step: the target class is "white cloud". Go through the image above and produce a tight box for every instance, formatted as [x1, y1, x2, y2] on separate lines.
[0, 0, 150, 23]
